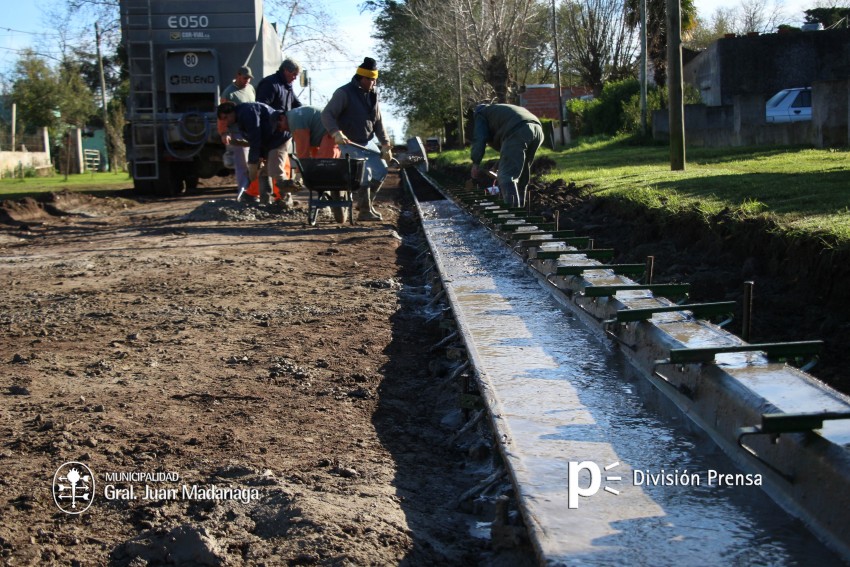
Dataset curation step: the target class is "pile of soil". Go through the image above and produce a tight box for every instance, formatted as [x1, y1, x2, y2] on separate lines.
[0, 191, 136, 226]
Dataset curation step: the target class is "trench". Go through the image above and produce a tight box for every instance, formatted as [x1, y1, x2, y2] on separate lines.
[402, 166, 849, 565]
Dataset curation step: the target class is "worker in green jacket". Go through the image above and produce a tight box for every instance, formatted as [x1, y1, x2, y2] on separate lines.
[470, 103, 544, 208]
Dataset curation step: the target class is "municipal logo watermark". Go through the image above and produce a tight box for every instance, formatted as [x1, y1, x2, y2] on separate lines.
[53, 462, 95, 514]
[566, 460, 763, 508]
[52, 462, 261, 514]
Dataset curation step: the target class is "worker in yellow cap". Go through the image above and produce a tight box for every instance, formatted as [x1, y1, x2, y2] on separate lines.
[321, 57, 392, 221]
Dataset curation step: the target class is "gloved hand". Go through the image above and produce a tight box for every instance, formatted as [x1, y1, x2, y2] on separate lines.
[247, 163, 259, 182]
[380, 144, 393, 162]
[221, 134, 231, 145]
[332, 131, 350, 146]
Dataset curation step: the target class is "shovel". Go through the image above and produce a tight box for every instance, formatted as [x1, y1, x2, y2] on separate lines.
[341, 141, 425, 168]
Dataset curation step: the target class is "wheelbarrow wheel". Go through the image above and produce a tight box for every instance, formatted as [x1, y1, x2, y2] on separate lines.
[329, 191, 349, 224]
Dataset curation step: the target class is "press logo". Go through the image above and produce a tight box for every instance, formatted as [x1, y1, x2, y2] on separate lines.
[53, 462, 95, 514]
[568, 461, 622, 508]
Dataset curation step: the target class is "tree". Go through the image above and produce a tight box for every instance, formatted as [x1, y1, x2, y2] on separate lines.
[624, 0, 697, 86]
[396, 0, 550, 104]
[10, 50, 62, 131]
[736, 0, 785, 33]
[10, 50, 98, 133]
[265, 0, 347, 61]
[686, 8, 735, 50]
[369, 1, 458, 132]
[805, 6, 850, 28]
[559, 0, 639, 95]
[73, 46, 124, 109]
[366, 0, 551, 141]
[56, 58, 99, 128]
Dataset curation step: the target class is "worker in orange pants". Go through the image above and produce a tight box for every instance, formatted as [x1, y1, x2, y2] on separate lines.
[280, 106, 340, 159]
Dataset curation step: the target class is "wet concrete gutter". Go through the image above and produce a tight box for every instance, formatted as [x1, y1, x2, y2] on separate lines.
[525, 233, 850, 559]
[404, 170, 850, 564]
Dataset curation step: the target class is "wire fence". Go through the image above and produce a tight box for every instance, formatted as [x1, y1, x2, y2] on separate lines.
[0, 131, 47, 152]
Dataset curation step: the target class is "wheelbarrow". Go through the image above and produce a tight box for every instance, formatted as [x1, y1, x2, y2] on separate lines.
[289, 156, 366, 225]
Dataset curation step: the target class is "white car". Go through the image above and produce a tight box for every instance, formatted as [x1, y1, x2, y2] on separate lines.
[765, 87, 812, 123]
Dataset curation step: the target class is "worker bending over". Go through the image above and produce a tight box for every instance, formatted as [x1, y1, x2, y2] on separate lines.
[281, 106, 340, 159]
[216, 101, 291, 204]
[470, 103, 544, 208]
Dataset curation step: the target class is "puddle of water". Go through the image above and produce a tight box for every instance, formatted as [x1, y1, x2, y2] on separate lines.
[419, 200, 842, 564]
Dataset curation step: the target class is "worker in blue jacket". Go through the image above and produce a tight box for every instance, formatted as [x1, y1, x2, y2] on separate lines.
[216, 101, 291, 204]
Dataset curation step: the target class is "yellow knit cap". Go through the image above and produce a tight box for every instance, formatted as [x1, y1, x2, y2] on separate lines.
[356, 57, 379, 79]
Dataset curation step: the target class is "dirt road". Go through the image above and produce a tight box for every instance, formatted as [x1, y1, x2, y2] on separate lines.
[0, 179, 529, 565]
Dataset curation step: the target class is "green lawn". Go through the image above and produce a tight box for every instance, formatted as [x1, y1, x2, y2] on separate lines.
[0, 171, 134, 201]
[434, 137, 850, 244]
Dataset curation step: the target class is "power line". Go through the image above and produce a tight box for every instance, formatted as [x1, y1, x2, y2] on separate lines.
[0, 45, 63, 62]
[0, 26, 63, 37]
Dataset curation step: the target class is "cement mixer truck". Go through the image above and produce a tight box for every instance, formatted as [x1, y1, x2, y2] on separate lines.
[120, 0, 283, 195]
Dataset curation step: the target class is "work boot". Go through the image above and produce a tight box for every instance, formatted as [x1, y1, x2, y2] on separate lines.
[356, 188, 382, 221]
[282, 193, 294, 208]
[368, 181, 384, 219]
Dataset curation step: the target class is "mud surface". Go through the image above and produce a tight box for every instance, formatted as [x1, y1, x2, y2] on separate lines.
[0, 179, 531, 565]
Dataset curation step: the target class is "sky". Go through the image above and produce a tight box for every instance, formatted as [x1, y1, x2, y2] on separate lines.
[0, 0, 817, 140]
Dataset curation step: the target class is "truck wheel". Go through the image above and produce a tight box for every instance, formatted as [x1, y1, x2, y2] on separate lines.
[133, 178, 157, 195]
[158, 163, 187, 197]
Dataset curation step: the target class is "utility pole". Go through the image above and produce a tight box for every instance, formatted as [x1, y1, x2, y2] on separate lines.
[454, 13, 465, 146]
[300, 70, 311, 105]
[95, 22, 110, 171]
[551, 0, 567, 147]
[639, 0, 648, 136]
[666, 0, 686, 170]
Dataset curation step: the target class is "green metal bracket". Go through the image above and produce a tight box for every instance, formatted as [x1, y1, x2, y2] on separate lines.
[583, 283, 690, 299]
[494, 216, 546, 226]
[499, 223, 556, 232]
[480, 207, 524, 216]
[555, 264, 646, 277]
[668, 340, 824, 365]
[536, 249, 615, 261]
[518, 237, 591, 248]
[614, 301, 736, 323]
[509, 230, 576, 241]
[736, 410, 850, 482]
[759, 411, 850, 434]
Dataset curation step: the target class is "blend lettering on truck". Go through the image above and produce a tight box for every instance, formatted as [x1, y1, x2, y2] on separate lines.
[168, 15, 209, 28]
[169, 75, 216, 85]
